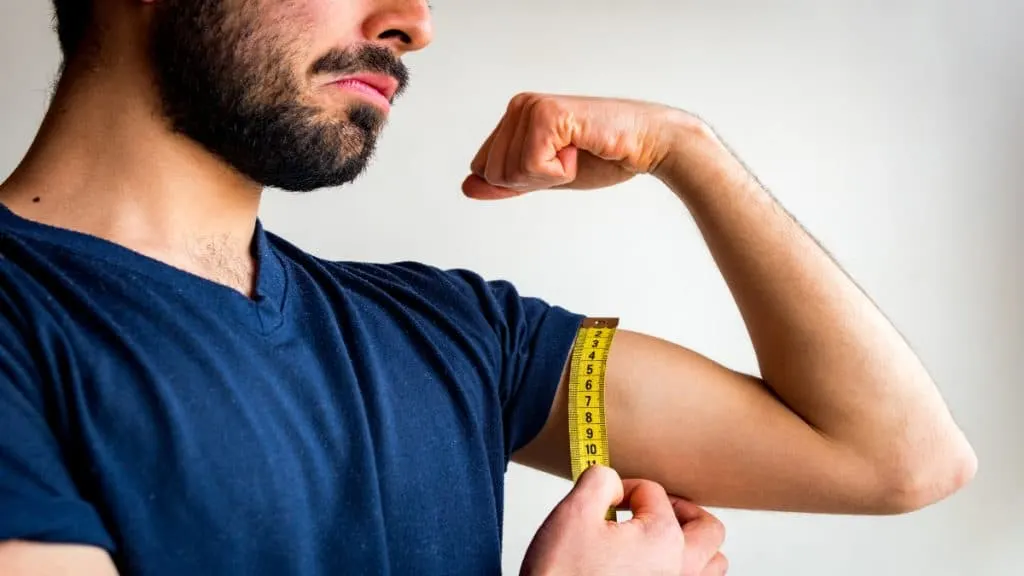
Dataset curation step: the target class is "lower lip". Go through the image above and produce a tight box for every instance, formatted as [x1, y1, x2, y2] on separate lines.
[332, 79, 391, 112]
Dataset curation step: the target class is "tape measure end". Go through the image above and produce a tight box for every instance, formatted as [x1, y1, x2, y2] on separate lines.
[580, 317, 620, 330]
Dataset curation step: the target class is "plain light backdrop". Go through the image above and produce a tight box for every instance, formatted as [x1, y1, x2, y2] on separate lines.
[2, 1, 1020, 574]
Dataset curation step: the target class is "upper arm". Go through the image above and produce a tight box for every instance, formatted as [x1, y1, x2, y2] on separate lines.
[0, 288, 116, 565]
[375, 263, 585, 461]
[0, 541, 118, 576]
[512, 329, 884, 513]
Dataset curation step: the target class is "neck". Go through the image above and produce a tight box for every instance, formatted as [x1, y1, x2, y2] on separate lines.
[0, 56, 263, 296]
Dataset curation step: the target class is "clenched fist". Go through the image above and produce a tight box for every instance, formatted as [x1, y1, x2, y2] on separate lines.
[462, 93, 700, 199]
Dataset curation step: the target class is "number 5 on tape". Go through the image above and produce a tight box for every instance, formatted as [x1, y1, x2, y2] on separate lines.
[567, 317, 619, 521]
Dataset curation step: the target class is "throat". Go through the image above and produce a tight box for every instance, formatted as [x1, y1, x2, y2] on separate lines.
[184, 233, 257, 297]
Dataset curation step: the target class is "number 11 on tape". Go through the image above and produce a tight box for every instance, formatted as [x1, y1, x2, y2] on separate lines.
[567, 317, 619, 521]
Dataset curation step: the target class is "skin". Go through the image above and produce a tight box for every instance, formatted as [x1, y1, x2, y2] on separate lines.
[520, 466, 728, 576]
[0, 0, 977, 574]
[487, 94, 977, 515]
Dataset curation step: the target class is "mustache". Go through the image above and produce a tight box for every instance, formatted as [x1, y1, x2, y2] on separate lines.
[311, 45, 410, 98]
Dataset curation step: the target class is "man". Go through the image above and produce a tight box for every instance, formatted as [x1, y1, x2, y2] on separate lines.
[0, 0, 976, 575]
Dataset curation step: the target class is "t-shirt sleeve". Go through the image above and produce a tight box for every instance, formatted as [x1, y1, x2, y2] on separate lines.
[0, 311, 115, 551]
[437, 268, 585, 458]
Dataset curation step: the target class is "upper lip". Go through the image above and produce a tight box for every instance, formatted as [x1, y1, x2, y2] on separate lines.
[332, 73, 399, 101]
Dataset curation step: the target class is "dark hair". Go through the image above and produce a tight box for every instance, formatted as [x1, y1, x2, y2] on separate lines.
[51, 0, 92, 59]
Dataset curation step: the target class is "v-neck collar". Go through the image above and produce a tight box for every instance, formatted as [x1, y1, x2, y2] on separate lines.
[0, 203, 288, 334]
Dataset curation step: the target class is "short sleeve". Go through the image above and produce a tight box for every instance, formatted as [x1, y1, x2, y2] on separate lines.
[0, 308, 115, 550]
[437, 269, 585, 458]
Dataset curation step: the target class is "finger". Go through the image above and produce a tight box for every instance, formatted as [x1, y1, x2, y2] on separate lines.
[461, 174, 526, 200]
[698, 552, 729, 576]
[670, 497, 724, 528]
[670, 497, 726, 573]
[505, 95, 538, 186]
[552, 149, 629, 190]
[470, 119, 501, 179]
[563, 465, 625, 521]
[483, 99, 527, 187]
[620, 479, 676, 530]
[521, 97, 577, 184]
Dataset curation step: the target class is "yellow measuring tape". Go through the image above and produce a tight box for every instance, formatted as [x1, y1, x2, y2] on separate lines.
[567, 317, 619, 521]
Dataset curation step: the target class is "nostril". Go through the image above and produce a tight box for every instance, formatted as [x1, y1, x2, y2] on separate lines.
[379, 29, 412, 45]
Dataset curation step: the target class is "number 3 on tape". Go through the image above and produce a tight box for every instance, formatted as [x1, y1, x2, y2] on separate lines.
[567, 317, 619, 521]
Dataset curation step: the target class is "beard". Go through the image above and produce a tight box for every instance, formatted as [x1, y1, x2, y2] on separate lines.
[149, 0, 408, 192]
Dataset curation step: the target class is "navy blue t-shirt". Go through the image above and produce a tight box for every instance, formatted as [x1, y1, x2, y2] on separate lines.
[0, 204, 584, 575]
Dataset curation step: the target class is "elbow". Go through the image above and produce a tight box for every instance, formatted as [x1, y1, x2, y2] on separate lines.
[869, 438, 978, 514]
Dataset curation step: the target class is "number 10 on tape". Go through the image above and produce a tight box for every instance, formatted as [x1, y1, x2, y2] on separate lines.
[567, 317, 619, 521]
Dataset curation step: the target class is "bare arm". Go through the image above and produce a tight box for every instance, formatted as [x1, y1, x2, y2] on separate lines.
[0, 541, 118, 576]
[514, 112, 976, 514]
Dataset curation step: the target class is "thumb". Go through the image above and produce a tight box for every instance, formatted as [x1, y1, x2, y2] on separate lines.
[562, 465, 624, 519]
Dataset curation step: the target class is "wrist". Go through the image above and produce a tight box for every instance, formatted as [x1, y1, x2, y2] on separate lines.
[650, 110, 744, 203]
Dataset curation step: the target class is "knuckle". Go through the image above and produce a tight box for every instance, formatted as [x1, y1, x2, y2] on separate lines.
[701, 509, 727, 546]
[509, 91, 537, 111]
[521, 157, 546, 177]
[710, 517, 727, 547]
[710, 552, 729, 575]
[604, 132, 626, 155]
[533, 95, 563, 120]
[687, 515, 726, 550]
[639, 478, 670, 500]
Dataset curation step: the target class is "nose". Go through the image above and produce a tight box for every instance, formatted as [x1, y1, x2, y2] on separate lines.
[363, 0, 433, 54]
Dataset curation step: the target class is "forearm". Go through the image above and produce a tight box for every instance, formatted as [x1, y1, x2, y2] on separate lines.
[0, 542, 119, 576]
[652, 116, 975, 495]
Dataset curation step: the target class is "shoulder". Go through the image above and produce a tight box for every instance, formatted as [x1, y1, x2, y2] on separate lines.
[0, 252, 48, 399]
[264, 230, 582, 342]
[265, 230, 520, 317]
[342, 260, 505, 303]
[0, 237, 51, 343]
[339, 260, 523, 334]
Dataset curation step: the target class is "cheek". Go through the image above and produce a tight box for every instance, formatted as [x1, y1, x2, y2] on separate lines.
[244, 1, 319, 77]
[293, 0, 366, 55]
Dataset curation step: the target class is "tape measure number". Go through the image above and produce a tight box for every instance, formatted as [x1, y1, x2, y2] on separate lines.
[567, 317, 619, 521]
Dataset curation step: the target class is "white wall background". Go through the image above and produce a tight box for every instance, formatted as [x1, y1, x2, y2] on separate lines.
[2, 1, 1020, 574]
